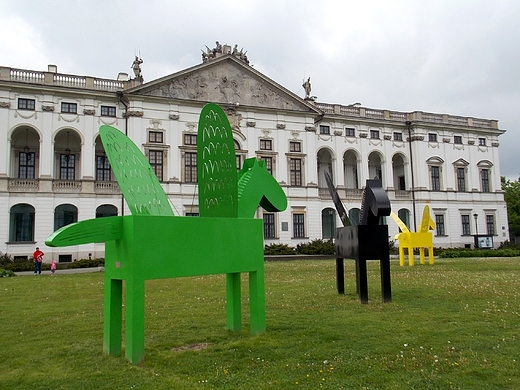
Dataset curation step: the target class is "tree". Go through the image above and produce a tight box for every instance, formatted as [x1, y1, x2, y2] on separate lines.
[501, 176, 520, 238]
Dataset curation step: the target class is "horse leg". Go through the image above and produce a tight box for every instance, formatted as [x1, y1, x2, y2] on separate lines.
[226, 273, 242, 331]
[103, 277, 122, 357]
[249, 269, 266, 334]
[125, 276, 146, 364]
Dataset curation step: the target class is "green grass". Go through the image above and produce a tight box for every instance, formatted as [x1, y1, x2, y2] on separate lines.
[1, 258, 519, 389]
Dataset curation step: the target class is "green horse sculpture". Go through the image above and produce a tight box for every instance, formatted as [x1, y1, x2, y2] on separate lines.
[46, 103, 287, 364]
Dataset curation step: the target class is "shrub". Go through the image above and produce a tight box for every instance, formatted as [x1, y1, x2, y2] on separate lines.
[0, 252, 13, 267]
[438, 248, 520, 258]
[264, 243, 295, 255]
[67, 258, 105, 269]
[3, 260, 34, 272]
[0, 268, 16, 277]
[295, 239, 335, 255]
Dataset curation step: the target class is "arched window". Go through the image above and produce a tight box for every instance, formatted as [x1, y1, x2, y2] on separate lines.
[9, 204, 35, 242]
[54, 204, 78, 231]
[349, 208, 361, 226]
[96, 204, 118, 218]
[397, 208, 411, 230]
[321, 208, 336, 239]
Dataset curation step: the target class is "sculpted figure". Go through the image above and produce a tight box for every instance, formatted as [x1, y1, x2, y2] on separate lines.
[302, 77, 311, 99]
[132, 56, 143, 78]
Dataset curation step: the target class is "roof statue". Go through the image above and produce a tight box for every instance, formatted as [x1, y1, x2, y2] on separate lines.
[201, 41, 249, 65]
[46, 103, 287, 364]
[131, 56, 143, 79]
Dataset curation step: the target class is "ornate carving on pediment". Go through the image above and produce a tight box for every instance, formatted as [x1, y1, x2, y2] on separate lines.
[143, 64, 303, 111]
[148, 119, 163, 130]
[227, 112, 242, 131]
[124, 110, 144, 118]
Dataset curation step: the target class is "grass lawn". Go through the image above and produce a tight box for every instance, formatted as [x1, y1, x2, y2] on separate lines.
[1, 258, 519, 389]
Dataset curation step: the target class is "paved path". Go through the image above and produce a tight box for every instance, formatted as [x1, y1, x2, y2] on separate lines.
[15, 267, 104, 276]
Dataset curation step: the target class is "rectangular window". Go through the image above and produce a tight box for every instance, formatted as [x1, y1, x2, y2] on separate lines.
[481, 169, 490, 192]
[428, 133, 438, 142]
[293, 213, 305, 238]
[61, 102, 77, 114]
[148, 150, 163, 181]
[236, 155, 242, 170]
[461, 214, 471, 235]
[19, 152, 35, 179]
[149, 131, 163, 143]
[370, 130, 380, 139]
[457, 168, 466, 191]
[345, 127, 355, 137]
[431, 166, 440, 191]
[263, 213, 275, 238]
[184, 152, 197, 183]
[486, 215, 495, 235]
[435, 214, 445, 236]
[319, 125, 330, 135]
[96, 155, 111, 181]
[60, 154, 75, 180]
[101, 105, 116, 117]
[260, 139, 272, 150]
[393, 132, 403, 141]
[18, 98, 35, 110]
[289, 141, 301, 152]
[261, 156, 273, 175]
[479, 137, 486, 146]
[290, 158, 302, 186]
[454, 135, 462, 144]
[184, 133, 197, 145]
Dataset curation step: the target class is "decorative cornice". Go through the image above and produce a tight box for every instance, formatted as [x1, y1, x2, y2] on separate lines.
[169, 114, 180, 120]
[15, 110, 37, 119]
[58, 114, 79, 123]
[0, 102, 11, 108]
[246, 121, 256, 127]
[83, 109, 96, 115]
[124, 110, 144, 118]
[42, 105, 54, 112]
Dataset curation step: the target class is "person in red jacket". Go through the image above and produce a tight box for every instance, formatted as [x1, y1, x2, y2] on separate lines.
[33, 247, 44, 275]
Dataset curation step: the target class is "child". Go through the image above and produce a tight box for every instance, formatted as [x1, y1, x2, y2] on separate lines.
[50, 260, 57, 275]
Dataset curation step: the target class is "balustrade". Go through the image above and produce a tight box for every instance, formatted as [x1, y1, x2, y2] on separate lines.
[52, 180, 82, 192]
[8, 179, 39, 192]
[95, 181, 121, 194]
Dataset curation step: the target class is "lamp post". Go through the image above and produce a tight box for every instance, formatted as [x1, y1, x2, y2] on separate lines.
[473, 213, 478, 235]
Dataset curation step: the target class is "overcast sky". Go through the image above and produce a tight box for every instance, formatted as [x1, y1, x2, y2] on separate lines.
[2, 0, 519, 180]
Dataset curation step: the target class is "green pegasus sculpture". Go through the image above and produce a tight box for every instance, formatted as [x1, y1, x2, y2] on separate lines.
[46, 103, 287, 363]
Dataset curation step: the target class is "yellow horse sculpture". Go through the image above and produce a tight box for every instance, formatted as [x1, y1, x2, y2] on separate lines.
[391, 206, 436, 266]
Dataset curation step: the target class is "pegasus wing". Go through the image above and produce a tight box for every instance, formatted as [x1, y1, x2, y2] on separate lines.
[45, 216, 123, 247]
[419, 205, 436, 233]
[391, 211, 410, 233]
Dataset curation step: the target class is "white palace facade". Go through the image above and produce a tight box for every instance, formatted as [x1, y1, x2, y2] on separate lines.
[0, 47, 509, 262]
